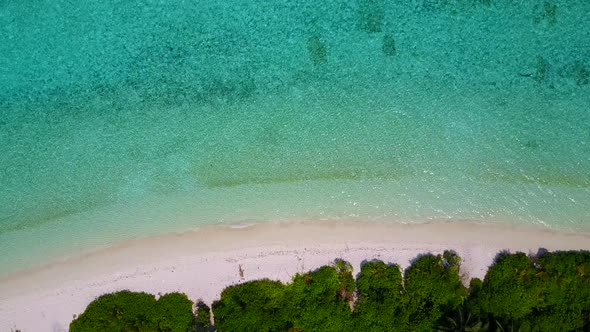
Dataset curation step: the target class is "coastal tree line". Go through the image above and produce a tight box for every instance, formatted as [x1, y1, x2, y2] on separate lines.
[69, 250, 590, 332]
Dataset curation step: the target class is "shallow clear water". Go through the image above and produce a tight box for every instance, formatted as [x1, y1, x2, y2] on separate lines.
[1, 0, 589, 274]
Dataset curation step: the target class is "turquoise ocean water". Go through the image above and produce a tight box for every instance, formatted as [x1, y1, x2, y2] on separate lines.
[1, 0, 589, 275]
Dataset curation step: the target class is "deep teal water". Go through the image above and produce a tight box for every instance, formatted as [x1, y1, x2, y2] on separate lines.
[1, 0, 589, 274]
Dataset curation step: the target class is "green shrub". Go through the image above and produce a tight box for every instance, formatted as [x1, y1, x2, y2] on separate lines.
[468, 250, 590, 331]
[193, 300, 212, 331]
[69, 290, 193, 332]
[212, 279, 288, 332]
[354, 260, 405, 331]
[69, 250, 590, 332]
[404, 251, 467, 332]
[531, 251, 590, 331]
[156, 293, 194, 331]
[469, 252, 540, 330]
[283, 262, 355, 332]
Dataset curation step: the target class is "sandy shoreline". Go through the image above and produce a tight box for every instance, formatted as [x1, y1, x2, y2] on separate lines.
[1, 220, 590, 332]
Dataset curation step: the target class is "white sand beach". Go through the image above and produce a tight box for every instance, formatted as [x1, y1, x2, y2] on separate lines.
[1, 220, 590, 332]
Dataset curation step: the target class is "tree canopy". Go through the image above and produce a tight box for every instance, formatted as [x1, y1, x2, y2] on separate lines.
[70, 250, 590, 332]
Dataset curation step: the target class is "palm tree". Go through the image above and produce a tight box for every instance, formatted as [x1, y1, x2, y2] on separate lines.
[495, 320, 524, 332]
[436, 307, 489, 332]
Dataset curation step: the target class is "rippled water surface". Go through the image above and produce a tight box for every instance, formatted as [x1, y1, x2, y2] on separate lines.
[1, 0, 589, 273]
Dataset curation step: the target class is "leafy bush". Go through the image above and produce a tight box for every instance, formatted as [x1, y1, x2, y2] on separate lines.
[283, 262, 355, 331]
[192, 300, 212, 331]
[212, 261, 356, 332]
[69, 250, 590, 332]
[532, 251, 590, 331]
[69, 290, 193, 332]
[353, 260, 405, 331]
[469, 250, 590, 331]
[212, 279, 288, 332]
[404, 251, 468, 331]
[471, 252, 540, 325]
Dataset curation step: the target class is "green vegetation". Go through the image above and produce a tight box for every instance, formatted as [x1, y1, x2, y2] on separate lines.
[193, 300, 213, 332]
[70, 250, 590, 331]
[212, 279, 289, 332]
[470, 250, 590, 331]
[281, 260, 355, 331]
[354, 253, 467, 331]
[69, 291, 194, 332]
[354, 260, 405, 330]
[212, 260, 356, 331]
[404, 252, 467, 331]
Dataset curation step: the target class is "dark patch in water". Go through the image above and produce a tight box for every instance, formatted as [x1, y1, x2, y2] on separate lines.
[200, 168, 404, 188]
[382, 34, 397, 57]
[573, 62, 589, 86]
[306, 35, 328, 65]
[533, 1, 558, 26]
[0, 205, 95, 234]
[519, 56, 550, 85]
[522, 139, 541, 150]
[482, 170, 590, 188]
[534, 56, 550, 84]
[421, 0, 488, 15]
[358, 0, 385, 33]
